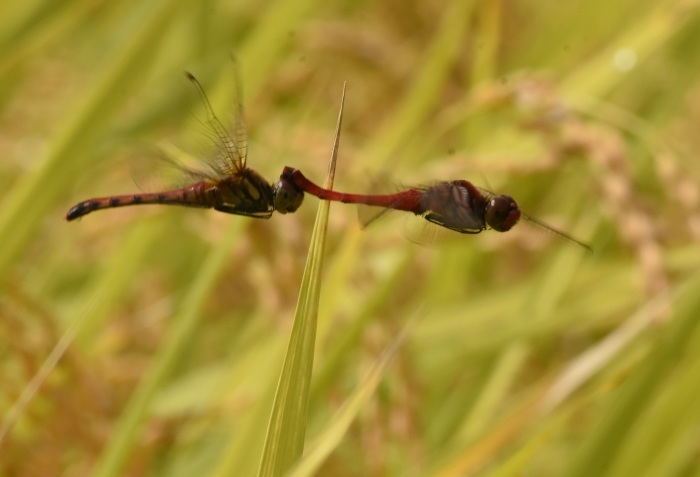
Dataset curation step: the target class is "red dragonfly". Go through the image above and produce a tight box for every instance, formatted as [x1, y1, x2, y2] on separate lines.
[66, 72, 304, 221]
[280, 166, 591, 250]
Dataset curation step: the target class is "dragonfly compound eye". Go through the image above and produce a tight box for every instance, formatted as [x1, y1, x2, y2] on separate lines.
[486, 195, 521, 232]
[273, 179, 304, 214]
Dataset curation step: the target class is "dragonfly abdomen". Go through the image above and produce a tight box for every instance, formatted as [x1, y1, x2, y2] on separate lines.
[280, 167, 424, 213]
[65, 182, 216, 221]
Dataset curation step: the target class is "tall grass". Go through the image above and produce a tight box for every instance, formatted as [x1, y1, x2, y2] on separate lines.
[1, 0, 700, 476]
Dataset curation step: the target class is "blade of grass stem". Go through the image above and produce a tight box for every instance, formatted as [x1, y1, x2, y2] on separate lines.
[0, 0, 177, 278]
[364, 0, 476, 168]
[566, 271, 700, 477]
[288, 318, 414, 477]
[257, 83, 346, 476]
[0, 217, 167, 447]
[92, 219, 246, 477]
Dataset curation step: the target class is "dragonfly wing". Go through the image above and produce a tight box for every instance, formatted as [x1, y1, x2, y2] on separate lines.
[214, 203, 273, 218]
[186, 73, 245, 175]
[357, 203, 395, 229]
[231, 61, 248, 170]
[423, 211, 484, 234]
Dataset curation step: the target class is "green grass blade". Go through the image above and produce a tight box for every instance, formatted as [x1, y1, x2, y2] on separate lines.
[566, 271, 700, 477]
[0, 0, 177, 278]
[288, 319, 413, 477]
[257, 84, 346, 476]
[561, 0, 700, 99]
[92, 219, 246, 477]
[364, 0, 477, 168]
[0, 216, 168, 444]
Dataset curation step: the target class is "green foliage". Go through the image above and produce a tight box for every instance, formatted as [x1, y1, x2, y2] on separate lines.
[1, 0, 700, 476]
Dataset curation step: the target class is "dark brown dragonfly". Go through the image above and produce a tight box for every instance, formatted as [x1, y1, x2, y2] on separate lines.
[66, 72, 303, 221]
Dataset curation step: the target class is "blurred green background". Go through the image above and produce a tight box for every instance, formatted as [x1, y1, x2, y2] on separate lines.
[2, 0, 700, 475]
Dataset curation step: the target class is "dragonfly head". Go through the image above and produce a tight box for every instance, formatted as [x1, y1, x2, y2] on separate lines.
[273, 178, 304, 214]
[485, 195, 521, 232]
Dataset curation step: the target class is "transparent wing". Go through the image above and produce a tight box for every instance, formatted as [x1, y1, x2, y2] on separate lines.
[356, 172, 407, 228]
[422, 212, 484, 234]
[523, 213, 592, 251]
[231, 60, 248, 171]
[185, 72, 245, 174]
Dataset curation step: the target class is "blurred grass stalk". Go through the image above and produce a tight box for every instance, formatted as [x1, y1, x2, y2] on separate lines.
[0, 0, 178, 277]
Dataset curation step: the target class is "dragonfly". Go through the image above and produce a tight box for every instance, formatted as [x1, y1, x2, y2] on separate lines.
[66, 72, 304, 221]
[279, 166, 591, 250]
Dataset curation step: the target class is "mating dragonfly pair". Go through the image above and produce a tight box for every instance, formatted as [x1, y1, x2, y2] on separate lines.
[66, 73, 589, 251]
